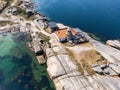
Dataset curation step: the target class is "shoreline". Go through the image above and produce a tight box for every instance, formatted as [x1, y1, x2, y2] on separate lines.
[31, 1, 120, 90]
[0, 0, 120, 90]
[31, 0, 108, 42]
[0, 30, 55, 90]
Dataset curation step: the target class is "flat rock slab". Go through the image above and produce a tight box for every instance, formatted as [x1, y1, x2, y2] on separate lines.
[52, 46, 67, 55]
[47, 56, 66, 79]
[107, 40, 120, 50]
[57, 55, 78, 73]
[53, 71, 92, 90]
[36, 56, 46, 64]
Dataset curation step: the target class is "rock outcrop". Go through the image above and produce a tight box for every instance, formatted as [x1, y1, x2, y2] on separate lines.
[46, 34, 120, 90]
[83, 32, 120, 75]
[82, 31, 120, 64]
[106, 40, 120, 50]
[46, 34, 92, 90]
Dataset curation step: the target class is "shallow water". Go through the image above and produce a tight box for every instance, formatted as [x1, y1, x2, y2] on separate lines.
[0, 33, 55, 90]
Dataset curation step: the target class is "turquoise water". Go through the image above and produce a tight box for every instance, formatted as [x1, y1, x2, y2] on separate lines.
[33, 0, 120, 40]
[0, 33, 55, 90]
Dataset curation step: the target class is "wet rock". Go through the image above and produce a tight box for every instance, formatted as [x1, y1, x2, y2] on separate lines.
[36, 56, 46, 64]
[18, 79, 22, 83]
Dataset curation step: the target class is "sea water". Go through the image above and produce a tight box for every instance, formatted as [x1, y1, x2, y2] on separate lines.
[0, 33, 55, 90]
[33, 0, 120, 40]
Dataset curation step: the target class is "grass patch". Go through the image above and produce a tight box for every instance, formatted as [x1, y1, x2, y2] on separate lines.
[76, 63, 84, 74]
[9, 0, 14, 4]
[79, 42, 93, 47]
[18, 8, 28, 18]
[65, 48, 76, 60]
[79, 49, 106, 75]
[0, 21, 13, 26]
[63, 42, 73, 47]
[97, 58, 107, 66]
[44, 27, 51, 34]
[36, 32, 50, 43]
[43, 36, 50, 43]
[80, 50, 102, 64]
[81, 60, 95, 75]
[17, 7, 34, 20]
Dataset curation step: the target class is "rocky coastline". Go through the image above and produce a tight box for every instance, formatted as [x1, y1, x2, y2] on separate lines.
[106, 40, 120, 50]
[0, 0, 120, 90]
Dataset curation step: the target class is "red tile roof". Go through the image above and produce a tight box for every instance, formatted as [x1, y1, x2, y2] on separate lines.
[55, 29, 76, 39]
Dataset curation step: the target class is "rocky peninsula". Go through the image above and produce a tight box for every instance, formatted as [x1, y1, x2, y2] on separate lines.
[0, 0, 120, 90]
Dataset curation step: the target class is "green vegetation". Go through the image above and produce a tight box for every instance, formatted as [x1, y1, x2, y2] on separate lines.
[9, 0, 14, 4]
[36, 32, 50, 43]
[18, 8, 28, 18]
[43, 36, 50, 43]
[0, 21, 13, 26]
[16, 7, 33, 20]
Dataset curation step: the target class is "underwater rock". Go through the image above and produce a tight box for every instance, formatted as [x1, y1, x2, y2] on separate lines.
[18, 79, 22, 83]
